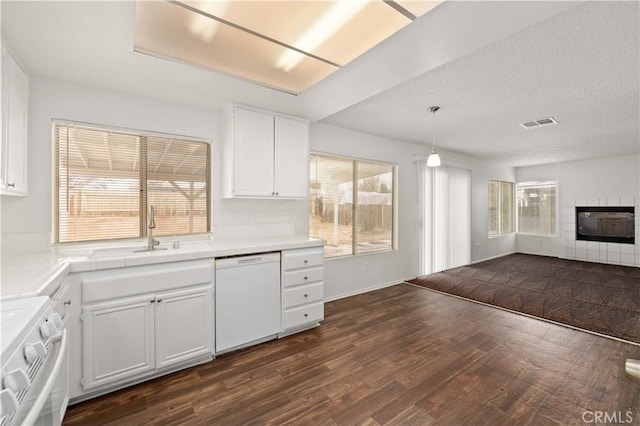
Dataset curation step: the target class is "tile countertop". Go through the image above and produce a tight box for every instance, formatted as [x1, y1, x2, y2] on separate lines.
[0, 237, 324, 301]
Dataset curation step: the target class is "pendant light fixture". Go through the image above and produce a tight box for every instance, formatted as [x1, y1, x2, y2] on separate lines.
[427, 106, 441, 167]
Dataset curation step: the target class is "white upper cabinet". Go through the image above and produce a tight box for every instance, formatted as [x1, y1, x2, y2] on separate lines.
[224, 105, 309, 199]
[233, 107, 275, 197]
[274, 116, 310, 198]
[1, 44, 29, 196]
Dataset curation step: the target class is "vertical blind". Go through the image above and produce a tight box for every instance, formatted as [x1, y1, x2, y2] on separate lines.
[421, 164, 471, 274]
[54, 121, 210, 244]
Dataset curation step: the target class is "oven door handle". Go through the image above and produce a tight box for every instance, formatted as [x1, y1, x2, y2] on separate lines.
[22, 328, 67, 426]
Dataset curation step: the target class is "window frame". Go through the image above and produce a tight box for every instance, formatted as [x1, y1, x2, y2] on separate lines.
[488, 178, 515, 237]
[52, 120, 211, 245]
[309, 151, 398, 258]
[516, 180, 557, 237]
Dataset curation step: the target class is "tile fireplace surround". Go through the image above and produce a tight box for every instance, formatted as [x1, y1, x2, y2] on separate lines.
[563, 196, 640, 267]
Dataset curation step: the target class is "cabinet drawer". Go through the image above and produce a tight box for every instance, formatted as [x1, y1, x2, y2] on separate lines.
[282, 248, 323, 270]
[283, 302, 324, 330]
[283, 282, 323, 308]
[283, 267, 323, 288]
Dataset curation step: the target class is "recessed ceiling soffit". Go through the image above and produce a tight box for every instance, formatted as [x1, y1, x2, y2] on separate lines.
[134, 0, 442, 94]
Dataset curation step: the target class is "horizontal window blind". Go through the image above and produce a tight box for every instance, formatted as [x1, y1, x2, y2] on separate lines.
[146, 136, 209, 237]
[54, 122, 210, 244]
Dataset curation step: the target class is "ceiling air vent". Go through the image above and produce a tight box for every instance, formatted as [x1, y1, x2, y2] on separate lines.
[520, 117, 558, 129]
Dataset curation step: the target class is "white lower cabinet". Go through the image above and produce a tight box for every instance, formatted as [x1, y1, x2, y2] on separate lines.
[79, 260, 213, 392]
[82, 295, 155, 390]
[155, 286, 213, 369]
[280, 247, 324, 336]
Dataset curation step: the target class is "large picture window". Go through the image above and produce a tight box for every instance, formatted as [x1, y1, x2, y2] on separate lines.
[489, 179, 514, 236]
[309, 153, 396, 257]
[54, 121, 211, 244]
[517, 181, 556, 236]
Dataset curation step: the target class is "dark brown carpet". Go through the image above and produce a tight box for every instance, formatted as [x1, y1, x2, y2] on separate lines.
[408, 253, 640, 343]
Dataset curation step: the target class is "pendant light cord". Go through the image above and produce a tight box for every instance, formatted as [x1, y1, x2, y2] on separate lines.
[432, 110, 436, 152]
[428, 105, 439, 153]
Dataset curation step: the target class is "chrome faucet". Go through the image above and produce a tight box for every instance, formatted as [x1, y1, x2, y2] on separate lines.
[147, 205, 160, 251]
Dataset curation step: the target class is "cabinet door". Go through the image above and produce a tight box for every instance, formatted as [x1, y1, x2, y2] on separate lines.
[274, 116, 309, 198]
[1, 47, 28, 196]
[233, 107, 275, 197]
[82, 295, 155, 390]
[155, 285, 213, 369]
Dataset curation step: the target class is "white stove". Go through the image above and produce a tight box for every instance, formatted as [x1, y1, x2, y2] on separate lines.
[1, 296, 67, 426]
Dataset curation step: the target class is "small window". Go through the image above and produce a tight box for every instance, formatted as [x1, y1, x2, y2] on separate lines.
[310, 153, 396, 257]
[489, 179, 514, 236]
[53, 121, 211, 244]
[517, 181, 556, 236]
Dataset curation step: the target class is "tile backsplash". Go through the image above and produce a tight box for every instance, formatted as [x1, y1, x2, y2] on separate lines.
[1, 231, 52, 255]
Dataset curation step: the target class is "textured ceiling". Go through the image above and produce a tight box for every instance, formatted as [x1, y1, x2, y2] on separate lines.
[322, 1, 640, 167]
[1, 1, 638, 167]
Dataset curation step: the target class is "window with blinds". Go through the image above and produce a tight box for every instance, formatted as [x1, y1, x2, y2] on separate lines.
[54, 121, 211, 244]
[488, 179, 514, 236]
[517, 181, 556, 236]
[309, 153, 396, 257]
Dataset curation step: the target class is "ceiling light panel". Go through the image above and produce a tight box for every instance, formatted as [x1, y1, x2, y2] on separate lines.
[187, 0, 412, 66]
[135, 0, 443, 93]
[135, 1, 338, 93]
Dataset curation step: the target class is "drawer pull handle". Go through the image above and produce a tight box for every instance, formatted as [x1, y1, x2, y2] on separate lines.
[304, 313, 308, 318]
[63, 300, 72, 306]
[304, 276, 308, 280]
[7, 183, 15, 188]
[150, 300, 155, 303]
[303, 260, 308, 264]
[304, 294, 308, 298]
[157, 299, 162, 303]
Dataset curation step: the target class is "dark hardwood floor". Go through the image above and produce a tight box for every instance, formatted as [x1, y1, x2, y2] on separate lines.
[64, 284, 640, 425]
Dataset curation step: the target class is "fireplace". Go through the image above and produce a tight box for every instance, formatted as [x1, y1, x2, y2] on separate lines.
[576, 206, 635, 244]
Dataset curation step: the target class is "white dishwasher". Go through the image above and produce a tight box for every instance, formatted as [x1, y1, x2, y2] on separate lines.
[215, 252, 281, 353]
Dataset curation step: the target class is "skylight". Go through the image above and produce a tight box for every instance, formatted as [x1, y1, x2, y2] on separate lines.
[134, 0, 442, 94]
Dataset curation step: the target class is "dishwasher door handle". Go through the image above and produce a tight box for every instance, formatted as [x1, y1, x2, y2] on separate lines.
[237, 257, 263, 265]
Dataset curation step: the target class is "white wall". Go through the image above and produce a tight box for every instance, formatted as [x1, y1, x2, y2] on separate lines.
[516, 154, 640, 265]
[1, 75, 519, 300]
[0, 77, 307, 253]
[310, 123, 516, 299]
[310, 123, 422, 299]
[514, 162, 561, 257]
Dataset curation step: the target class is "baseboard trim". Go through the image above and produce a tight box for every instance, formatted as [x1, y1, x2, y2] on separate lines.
[469, 251, 517, 265]
[324, 278, 411, 303]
